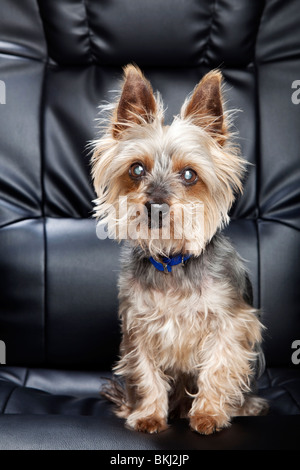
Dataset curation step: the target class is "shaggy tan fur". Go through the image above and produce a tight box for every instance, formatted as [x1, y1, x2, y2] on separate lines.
[92, 65, 268, 434]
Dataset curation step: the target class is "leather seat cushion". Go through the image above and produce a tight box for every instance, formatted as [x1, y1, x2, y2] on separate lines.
[0, 366, 299, 416]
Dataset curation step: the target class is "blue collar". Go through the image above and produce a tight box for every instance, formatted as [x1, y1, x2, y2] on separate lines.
[149, 254, 192, 273]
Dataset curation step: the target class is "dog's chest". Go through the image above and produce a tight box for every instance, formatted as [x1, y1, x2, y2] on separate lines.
[129, 286, 208, 372]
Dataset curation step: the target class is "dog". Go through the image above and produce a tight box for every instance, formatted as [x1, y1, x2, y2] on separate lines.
[91, 65, 268, 434]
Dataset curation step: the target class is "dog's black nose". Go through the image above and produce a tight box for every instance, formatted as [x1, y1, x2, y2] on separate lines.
[145, 201, 169, 228]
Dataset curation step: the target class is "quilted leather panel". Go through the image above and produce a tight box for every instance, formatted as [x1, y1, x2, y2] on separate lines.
[258, 61, 300, 229]
[38, 0, 264, 67]
[0, 0, 46, 60]
[45, 218, 120, 369]
[0, 57, 44, 227]
[0, 220, 45, 365]
[257, 0, 300, 64]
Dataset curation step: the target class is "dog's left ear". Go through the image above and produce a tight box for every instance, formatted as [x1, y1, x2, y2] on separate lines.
[112, 65, 157, 139]
[181, 70, 228, 146]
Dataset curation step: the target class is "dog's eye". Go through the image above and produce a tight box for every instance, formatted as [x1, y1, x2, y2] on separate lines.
[129, 163, 145, 179]
[181, 168, 198, 184]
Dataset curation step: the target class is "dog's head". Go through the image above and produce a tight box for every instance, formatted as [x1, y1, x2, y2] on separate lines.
[91, 65, 245, 257]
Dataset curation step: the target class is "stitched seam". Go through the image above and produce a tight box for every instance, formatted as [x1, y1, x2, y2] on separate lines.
[255, 219, 261, 312]
[260, 217, 300, 233]
[23, 368, 29, 387]
[254, 64, 261, 221]
[201, 0, 217, 66]
[253, 48, 262, 319]
[82, 0, 94, 63]
[0, 216, 43, 231]
[1, 386, 17, 414]
[0, 214, 103, 232]
[0, 50, 46, 62]
[39, 59, 48, 365]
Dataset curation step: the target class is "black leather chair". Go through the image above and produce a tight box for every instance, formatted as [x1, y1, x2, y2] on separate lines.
[0, 0, 299, 450]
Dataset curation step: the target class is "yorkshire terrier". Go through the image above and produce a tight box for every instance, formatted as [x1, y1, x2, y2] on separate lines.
[91, 65, 268, 435]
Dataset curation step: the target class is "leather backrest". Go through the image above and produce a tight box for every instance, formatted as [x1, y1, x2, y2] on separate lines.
[0, 0, 299, 369]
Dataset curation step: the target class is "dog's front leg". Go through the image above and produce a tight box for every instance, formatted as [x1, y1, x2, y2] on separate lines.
[116, 337, 170, 433]
[189, 304, 262, 435]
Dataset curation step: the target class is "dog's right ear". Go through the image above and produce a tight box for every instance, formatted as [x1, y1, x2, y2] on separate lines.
[112, 65, 157, 139]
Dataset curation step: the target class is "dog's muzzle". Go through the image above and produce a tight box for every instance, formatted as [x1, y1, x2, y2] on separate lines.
[145, 201, 169, 229]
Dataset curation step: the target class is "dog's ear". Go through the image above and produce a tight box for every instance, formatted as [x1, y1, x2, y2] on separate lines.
[181, 70, 228, 146]
[112, 65, 157, 139]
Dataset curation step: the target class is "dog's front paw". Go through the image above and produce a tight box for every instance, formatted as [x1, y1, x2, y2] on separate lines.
[127, 414, 168, 433]
[189, 413, 230, 435]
